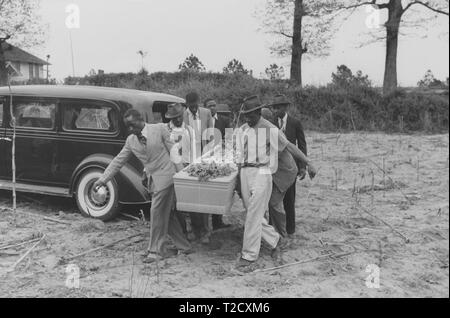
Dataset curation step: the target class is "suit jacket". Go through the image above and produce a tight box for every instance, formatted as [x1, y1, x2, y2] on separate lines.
[99, 123, 176, 192]
[214, 114, 231, 141]
[183, 106, 213, 150]
[167, 122, 194, 166]
[280, 115, 307, 171]
[272, 147, 298, 193]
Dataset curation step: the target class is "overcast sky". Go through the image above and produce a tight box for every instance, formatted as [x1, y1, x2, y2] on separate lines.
[33, 0, 449, 86]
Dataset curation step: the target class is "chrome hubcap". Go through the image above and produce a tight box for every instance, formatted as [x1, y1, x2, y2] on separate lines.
[84, 180, 111, 210]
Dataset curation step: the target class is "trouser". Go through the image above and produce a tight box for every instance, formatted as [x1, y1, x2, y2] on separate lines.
[283, 181, 297, 235]
[176, 211, 188, 235]
[212, 214, 225, 229]
[190, 213, 210, 239]
[147, 185, 191, 254]
[240, 167, 280, 262]
[268, 184, 287, 238]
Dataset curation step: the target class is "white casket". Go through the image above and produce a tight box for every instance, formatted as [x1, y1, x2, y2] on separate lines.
[173, 143, 238, 215]
[173, 169, 238, 215]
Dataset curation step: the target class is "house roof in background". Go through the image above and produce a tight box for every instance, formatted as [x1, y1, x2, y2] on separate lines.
[1, 42, 49, 65]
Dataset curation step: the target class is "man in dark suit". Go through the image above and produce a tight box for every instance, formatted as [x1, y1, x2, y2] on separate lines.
[268, 94, 307, 236]
[204, 99, 231, 141]
[183, 92, 215, 243]
[204, 99, 231, 231]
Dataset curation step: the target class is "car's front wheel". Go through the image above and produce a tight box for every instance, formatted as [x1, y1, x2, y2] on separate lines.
[75, 168, 120, 221]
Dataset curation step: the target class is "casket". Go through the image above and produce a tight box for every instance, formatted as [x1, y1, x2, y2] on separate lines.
[173, 168, 238, 215]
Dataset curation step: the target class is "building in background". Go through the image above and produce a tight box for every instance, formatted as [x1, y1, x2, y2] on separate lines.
[1, 42, 50, 83]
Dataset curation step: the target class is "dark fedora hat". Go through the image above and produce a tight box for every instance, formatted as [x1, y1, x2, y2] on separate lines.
[268, 94, 291, 108]
[204, 99, 217, 108]
[216, 104, 231, 114]
[240, 95, 265, 114]
[165, 103, 184, 119]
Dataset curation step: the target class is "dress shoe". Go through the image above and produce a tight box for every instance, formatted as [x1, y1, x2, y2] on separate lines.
[235, 258, 256, 273]
[142, 253, 162, 264]
[271, 237, 287, 259]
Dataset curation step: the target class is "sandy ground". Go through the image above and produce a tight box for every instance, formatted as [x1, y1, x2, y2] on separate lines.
[0, 132, 448, 298]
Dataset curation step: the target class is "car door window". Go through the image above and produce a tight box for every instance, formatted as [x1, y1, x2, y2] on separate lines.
[152, 101, 173, 124]
[63, 102, 117, 132]
[13, 100, 56, 129]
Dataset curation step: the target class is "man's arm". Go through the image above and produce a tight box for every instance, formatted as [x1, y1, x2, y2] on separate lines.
[293, 117, 307, 178]
[95, 138, 133, 187]
[286, 142, 309, 166]
[275, 129, 315, 179]
[295, 118, 307, 156]
[286, 142, 317, 179]
[181, 127, 192, 166]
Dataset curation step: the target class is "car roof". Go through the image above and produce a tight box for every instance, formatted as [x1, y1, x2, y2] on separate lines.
[0, 85, 185, 113]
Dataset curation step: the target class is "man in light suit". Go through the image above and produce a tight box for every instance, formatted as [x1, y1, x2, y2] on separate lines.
[93, 109, 191, 263]
[182, 91, 215, 243]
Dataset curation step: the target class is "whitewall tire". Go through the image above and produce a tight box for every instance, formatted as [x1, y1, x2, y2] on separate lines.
[75, 169, 120, 221]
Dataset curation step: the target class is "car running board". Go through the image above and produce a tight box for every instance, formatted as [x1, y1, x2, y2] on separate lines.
[0, 180, 71, 197]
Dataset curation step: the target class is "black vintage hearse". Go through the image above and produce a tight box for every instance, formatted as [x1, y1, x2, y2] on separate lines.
[0, 85, 184, 220]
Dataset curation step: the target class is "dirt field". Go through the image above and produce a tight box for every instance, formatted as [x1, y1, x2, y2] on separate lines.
[0, 132, 448, 298]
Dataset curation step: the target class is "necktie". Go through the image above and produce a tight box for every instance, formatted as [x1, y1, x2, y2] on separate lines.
[137, 133, 147, 146]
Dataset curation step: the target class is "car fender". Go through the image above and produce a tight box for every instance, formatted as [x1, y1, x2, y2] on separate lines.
[70, 153, 151, 204]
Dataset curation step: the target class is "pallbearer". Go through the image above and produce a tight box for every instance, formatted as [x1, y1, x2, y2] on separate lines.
[183, 91, 214, 244]
[235, 96, 316, 272]
[260, 108, 315, 238]
[204, 99, 232, 231]
[165, 102, 194, 236]
[268, 94, 308, 237]
[93, 109, 192, 263]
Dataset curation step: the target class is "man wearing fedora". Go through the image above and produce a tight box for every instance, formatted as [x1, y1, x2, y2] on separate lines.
[204, 99, 232, 231]
[235, 96, 316, 271]
[216, 103, 233, 137]
[268, 94, 307, 237]
[166, 103, 192, 167]
[183, 91, 214, 243]
[204, 99, 232, 144]
[259, 108, 310, 238]
[165, 103, 195, 237]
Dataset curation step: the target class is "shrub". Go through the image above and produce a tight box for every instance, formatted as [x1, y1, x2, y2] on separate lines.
[63, 72, 449, 133]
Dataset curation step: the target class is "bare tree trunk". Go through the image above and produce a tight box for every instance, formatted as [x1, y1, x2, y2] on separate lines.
[7, 75, 17, 219]
[290, 0, 304, 86]
[383, 0, 403, 95]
